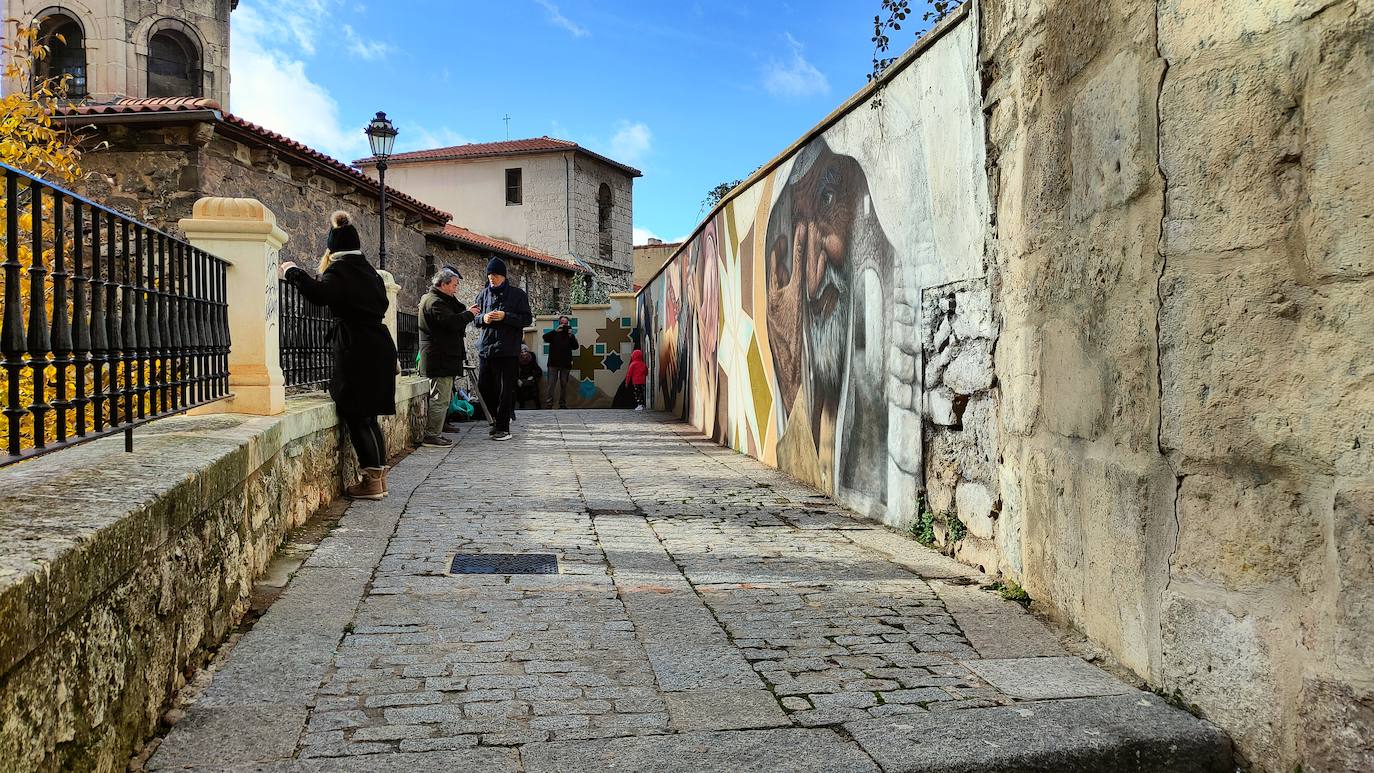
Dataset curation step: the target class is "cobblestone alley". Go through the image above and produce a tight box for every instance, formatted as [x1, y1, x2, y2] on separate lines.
[143, 412, 1229, 772]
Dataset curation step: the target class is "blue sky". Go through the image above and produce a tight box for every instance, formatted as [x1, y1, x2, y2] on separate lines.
[230, 1, 931, 243]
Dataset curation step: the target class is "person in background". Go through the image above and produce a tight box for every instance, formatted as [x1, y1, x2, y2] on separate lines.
[516, 344, 543, 410]
[472, 256, 532, 441]
[280, 211, 397, 499]
[627, 349, 648, 411]
[418, 265, 475, 448]
[543, 314, 578, 409]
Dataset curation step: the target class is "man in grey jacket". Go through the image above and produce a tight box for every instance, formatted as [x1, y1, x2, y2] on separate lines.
[418, 266, 476, 447]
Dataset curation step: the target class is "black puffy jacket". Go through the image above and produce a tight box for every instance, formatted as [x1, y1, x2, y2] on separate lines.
[472, 282, 533, 359]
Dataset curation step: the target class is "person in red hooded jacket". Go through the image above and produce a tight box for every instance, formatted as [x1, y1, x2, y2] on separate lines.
[626, 349, 648, 411]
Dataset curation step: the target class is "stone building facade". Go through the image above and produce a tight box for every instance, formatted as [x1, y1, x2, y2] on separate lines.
[2, 0, 234, 108]
[52, 100, 588, 314]
[56, 98, 447, 310]
[357, 138, 640, 293]
[632, 239, 680, 288]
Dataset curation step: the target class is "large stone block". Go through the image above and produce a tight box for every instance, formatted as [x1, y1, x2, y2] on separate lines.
[1294, 677, 1374, 773]
[1302, 15, 1374, 279]
[1069, 50, 1155, 221]
[1161, 587, 1283, 770]
[1159, 257, 1374, 476]
[1160, 43, 1303, 256]
[1332, 486, 1374, 675]
[1022, 447, 1172, 677]
[1038, 319, 1106, 440]
[1158, 0, 1335, 62]
[1172, 474, 1326, 592]
[996, 325, 1040, 436]
[955, 481, 997, 540]
[943, 339, 995, 394]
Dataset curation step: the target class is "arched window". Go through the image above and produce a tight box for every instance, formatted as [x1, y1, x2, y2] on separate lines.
[35, 15, 86, 97]
[597, 183, 613, 259]
[147, 30, 201, 97]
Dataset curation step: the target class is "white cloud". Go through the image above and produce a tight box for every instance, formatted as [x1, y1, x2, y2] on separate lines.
[535, 0, 590, 38]
[633, 226, 660, 244]
[231, 6, 367, 161]
[342, 24, 391, 61]
[609, 121, 652, 165]
[762, 33, 829, 98]
[396, 125, 470, 154]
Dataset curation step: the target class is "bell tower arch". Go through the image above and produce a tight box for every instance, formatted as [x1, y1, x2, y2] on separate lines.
[4, 0, 236, 108]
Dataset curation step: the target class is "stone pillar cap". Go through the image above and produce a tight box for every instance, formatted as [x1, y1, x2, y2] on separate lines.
[180, 197, 288, 246]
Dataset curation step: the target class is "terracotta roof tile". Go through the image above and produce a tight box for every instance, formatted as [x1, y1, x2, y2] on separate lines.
[54, 99, 452, 223]
[437, 224, 589, 274]
[360, 136, 643, 177]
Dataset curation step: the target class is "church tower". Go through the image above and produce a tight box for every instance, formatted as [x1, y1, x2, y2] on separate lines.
[3, 1, 236, 108]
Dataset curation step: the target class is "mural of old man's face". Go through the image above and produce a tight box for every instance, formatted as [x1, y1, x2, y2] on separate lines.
[764, 138, 895, 506]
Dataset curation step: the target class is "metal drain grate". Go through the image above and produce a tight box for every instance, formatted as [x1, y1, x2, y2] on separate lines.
[449, 553, 559, 575]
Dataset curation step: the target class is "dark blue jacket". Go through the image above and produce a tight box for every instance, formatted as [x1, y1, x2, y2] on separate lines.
[472, 282, 533, 359]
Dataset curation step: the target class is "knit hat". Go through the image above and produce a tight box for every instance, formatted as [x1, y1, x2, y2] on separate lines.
[326, 211, 362, 253]
[486, 256, 508, 277]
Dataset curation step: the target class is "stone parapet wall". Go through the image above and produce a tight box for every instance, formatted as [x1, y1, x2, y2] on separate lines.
[0, 378, 427, 772]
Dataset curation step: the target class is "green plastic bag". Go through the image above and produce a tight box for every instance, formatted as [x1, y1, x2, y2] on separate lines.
[448, 395, 475, 419]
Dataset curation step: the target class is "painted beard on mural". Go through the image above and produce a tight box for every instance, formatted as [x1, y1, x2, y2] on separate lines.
[765, 138, 894, 507]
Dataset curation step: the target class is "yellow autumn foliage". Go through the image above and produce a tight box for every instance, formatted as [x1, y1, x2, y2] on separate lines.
[0, 19, 94, 456]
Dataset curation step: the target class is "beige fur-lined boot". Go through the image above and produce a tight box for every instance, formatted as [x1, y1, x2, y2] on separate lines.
[346, 467, 386, 500]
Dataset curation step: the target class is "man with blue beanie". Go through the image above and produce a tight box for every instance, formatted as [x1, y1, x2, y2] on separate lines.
[471, 255, 533, 441]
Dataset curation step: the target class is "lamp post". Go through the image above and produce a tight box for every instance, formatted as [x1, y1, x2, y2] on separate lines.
[364, 111, 398, 270]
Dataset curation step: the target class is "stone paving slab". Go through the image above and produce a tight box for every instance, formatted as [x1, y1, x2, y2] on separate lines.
[844, 694, 1232, 772]
[145, 411, 1229, 772]
[520, 728, 880, 773]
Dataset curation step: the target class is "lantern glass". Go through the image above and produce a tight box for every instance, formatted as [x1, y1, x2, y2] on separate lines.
[365, 111, 398, 159]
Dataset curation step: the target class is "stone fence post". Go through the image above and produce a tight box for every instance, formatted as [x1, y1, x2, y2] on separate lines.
[180, 197, 289, 416]
[378, 269, 401, 345]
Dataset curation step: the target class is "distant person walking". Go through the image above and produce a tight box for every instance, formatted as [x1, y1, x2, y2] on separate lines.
[516, 344, 543, 410]
[543, 314, 578, 408]
[280, 211, 397, 500]
[472, 256, 532, 441]
[418, 265, 475, 448]
[627, 349, 648, 411]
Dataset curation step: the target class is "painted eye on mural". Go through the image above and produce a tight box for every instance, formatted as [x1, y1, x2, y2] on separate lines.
[819, 166, 840, 209]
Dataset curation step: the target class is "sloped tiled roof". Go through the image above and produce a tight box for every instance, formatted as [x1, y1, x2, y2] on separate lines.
[436, 224, 588, 274]
[359, 136, 643, 177]
[55, 98, 451, 223]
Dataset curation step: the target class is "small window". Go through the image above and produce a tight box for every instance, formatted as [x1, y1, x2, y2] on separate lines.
[505, 168, 522, 205]
[147, 30, 202, 98]
[598, 183, 613, 258]
[36, 15, 86, 97]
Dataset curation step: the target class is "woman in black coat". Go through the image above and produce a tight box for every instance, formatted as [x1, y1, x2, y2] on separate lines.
[279, 211, 398, 500]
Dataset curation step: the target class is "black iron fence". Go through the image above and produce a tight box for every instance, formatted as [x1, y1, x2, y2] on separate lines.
[0, 162, 231, 465]
[278, 278, 333, 388]
[397, 310, 419, 374]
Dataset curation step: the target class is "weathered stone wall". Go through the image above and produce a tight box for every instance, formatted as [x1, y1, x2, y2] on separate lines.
[572, 156, 634, 292]
[70, 122, 439, 311]
[0, 379, 427, 772]
[983, 0, 1374, 769]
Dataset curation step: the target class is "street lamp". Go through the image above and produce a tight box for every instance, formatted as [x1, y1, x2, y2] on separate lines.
[364, 111, 398, 270]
